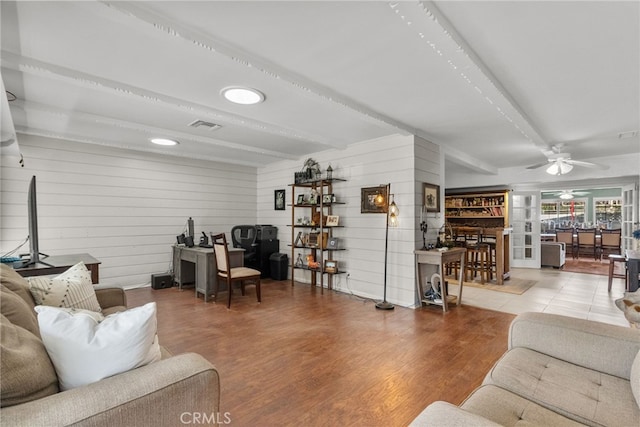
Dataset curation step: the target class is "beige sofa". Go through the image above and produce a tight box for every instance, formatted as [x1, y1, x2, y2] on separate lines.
[411, 312, 640, 426]
[1, 264, 220, 426]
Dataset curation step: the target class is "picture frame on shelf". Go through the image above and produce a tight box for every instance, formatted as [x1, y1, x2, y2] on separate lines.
[423, 182, 440, 213]
[296, 194, 305, 204]
[324, 260, 338, 274]
[327, 237, 340, 250]
[307, 231, 328, 248]
[274, 189, 285, 210]
[361, 186, 387, 213]
[326, 215, 340, 227]
[322, 194, 333, 204]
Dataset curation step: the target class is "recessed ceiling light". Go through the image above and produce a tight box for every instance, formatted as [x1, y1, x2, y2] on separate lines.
[221, 86, 265, 105]
[150, 138, 179, 146]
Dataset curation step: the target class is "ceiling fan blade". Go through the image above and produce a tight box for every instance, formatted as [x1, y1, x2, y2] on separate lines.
[565, 159, 608, 170]
[526, 161, 551, 170]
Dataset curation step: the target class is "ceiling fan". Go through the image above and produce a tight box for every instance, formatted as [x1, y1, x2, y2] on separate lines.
[548, 189, 590, 200]
[526, 147, 608, 175]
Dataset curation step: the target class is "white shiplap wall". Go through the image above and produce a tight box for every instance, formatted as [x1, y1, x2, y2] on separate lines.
[258, 134, 441, 307]
[0, 135, 257, 288]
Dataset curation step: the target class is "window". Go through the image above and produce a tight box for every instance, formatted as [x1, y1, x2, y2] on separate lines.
[594, 198, 622, 228]
[541, 199, 586, 230]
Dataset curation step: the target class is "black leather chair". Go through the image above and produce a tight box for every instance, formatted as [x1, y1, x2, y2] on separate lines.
[231, 225, 258, 268]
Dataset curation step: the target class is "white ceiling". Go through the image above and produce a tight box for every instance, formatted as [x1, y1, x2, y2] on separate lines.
[2, 1, 639, 174]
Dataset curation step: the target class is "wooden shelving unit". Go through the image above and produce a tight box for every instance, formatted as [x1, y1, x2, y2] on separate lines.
[445, 191, 509, 228]
[289, 178, 346, 291]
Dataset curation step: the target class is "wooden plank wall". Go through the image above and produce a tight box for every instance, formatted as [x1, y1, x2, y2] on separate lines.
[0, 135, 256, 288]
[258, 134, 442, 307]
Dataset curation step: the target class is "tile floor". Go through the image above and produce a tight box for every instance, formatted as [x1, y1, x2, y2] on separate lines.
[448, 267, 631, 327]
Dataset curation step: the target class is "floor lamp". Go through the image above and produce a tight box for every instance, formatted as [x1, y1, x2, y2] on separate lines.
[375, 183, 399, 310]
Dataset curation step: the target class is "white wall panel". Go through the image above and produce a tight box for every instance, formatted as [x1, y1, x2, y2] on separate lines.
[2, 132, 443, 302]
[1, 134, 256, 288]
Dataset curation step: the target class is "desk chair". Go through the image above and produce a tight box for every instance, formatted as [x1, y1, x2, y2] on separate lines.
[231, 225, 258, 268]
[576, 228, 598, 260]
[599, 229, 622, 260]
[212, 233, 261, 308]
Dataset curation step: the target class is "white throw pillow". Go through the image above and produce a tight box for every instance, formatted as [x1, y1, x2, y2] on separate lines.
[28, 262, 102, 312]
[35, 302, 161, 391]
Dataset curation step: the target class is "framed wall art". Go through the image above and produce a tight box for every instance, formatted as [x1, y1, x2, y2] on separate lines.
[361, 186, 386, 213]
[274, 189, 286, 210]
[423, 183, 440, 213]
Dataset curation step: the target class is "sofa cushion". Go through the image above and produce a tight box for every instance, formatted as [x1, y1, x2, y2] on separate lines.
[485, 347, 640, 426]
[0, 264, 37, 309]
[35, 302, 161, 391]
[0, 285, 40, 337]
[460, 384, 584, 427]
[28, 262, 102, 312]
[0, 314, 59, 407]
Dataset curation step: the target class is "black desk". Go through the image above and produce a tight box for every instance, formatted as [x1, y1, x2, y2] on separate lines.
[14, 253, 101, 284]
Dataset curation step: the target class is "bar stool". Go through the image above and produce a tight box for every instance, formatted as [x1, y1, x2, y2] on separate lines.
[608, 254, 627, 292]
[466, 243, 491, 284]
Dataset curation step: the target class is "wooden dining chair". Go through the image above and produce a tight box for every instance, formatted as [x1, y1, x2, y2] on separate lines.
[555, 228, 576, 259]
[576, 228, 598, 260]
[600, 228, 622, 260]
[212, 232, 262, 308]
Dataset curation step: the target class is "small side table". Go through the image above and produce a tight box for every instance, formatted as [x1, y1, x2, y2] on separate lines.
[626, 249, 640, 293]
[414, 247, 466, 312]
[14, 253, 101, 284]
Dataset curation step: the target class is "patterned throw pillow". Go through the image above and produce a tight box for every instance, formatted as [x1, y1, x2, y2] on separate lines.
[28, 262, 102, 313]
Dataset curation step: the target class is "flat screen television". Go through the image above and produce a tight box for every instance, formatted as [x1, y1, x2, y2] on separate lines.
[17, 176, 50, 267]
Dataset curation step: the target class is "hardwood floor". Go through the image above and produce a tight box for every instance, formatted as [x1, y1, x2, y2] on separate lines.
[126, 280, 515, 426]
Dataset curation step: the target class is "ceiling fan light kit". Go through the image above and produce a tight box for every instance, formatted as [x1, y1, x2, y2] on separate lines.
[527, 146, 608, 176]
[546, 159, 573, 176]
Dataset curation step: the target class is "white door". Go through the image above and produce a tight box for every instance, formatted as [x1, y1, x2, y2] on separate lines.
[510, 191, 541, 268]
[622, 183, 639, 251]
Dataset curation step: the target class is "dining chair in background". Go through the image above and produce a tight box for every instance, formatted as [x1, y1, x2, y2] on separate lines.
[576, 228, 598, 260]
[212, 232, 262, 308]
[599, 228, 622, 260]
[555, 228, 576, 259]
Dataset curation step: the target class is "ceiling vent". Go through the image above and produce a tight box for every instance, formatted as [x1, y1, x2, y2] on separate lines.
[618, 130, 638, 139]
[188, 120, 222, 131]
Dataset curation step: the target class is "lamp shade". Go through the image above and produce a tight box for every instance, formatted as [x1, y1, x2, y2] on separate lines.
[389, 211, 398, 227]
[389, 200, 399, 216]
